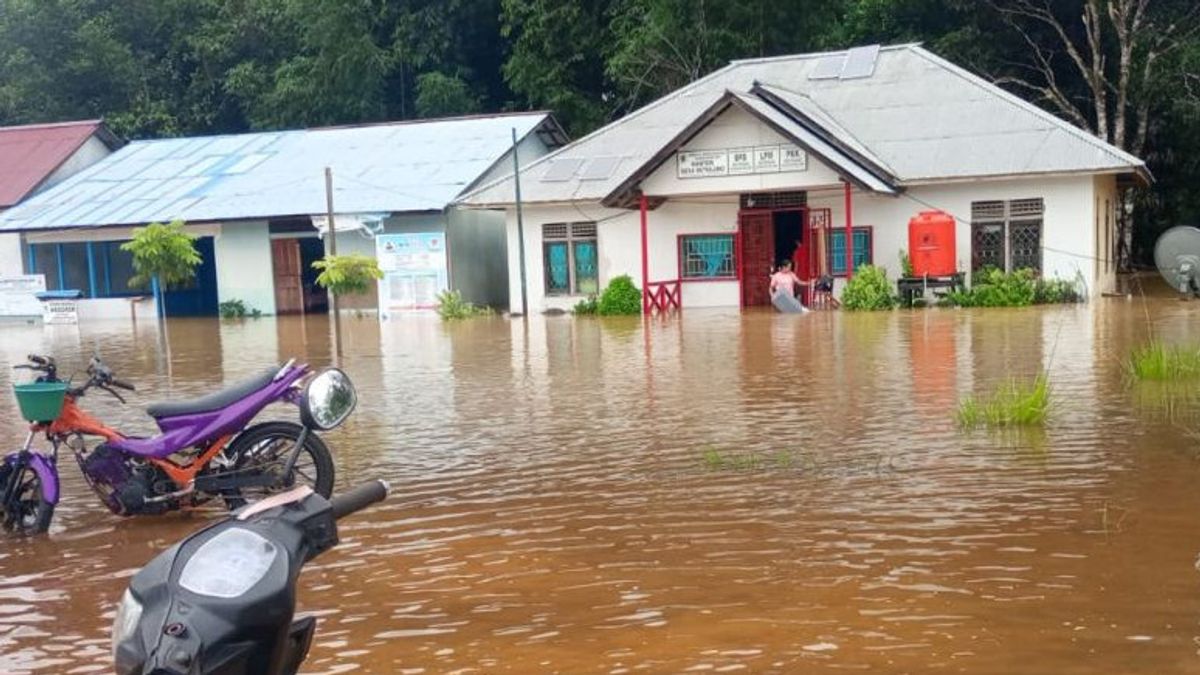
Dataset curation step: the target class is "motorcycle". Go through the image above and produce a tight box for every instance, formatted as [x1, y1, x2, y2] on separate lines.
[1, 354, 355, 535]
[113, 479, 389, 674]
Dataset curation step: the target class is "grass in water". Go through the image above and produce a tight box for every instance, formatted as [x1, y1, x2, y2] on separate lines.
[956, 375, 1050, 429]
[1126, 341, 1200, 381]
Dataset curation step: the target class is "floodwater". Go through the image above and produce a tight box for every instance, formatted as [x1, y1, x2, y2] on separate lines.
[0, 293, 1198, 674]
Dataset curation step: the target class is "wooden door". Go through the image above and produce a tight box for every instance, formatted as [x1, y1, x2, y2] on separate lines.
[738, 212, 775, 307]
[271, 239, 304, 314]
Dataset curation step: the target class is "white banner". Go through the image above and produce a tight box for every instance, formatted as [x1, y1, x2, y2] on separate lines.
[676, 144, 807, 179]
[0, 275, 46, 317]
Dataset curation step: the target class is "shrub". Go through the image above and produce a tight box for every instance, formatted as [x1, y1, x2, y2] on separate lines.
[956, 375, 1050, 428]
[597, 275, 642, 316]
[1033, 278, 1081, 304]
[1126, 341, 1200, 381]
[312, 254, 384, 295]
[218, 299, 261, 319]
[899, 249, 913, 277]
[840, 265, 896, 311]
[572, 296, 598, 315]
[967, 267, 1036, 307]
[435, 290, 493, 320]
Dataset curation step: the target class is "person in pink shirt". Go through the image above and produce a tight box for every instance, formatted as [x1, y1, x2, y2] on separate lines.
[769, 260, 811, 312]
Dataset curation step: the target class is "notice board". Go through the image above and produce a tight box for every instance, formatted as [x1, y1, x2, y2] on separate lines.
[375, 233, 448, 317]
[0, 275, 46, 317]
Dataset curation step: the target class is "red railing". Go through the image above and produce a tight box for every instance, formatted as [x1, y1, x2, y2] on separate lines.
[644, 279, 682, 313]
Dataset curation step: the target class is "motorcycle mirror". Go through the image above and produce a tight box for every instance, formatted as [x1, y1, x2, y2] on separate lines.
[299, 369, 357, 431]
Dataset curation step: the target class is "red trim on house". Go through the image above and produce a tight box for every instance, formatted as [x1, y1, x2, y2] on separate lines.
[676, 232, 738, 282]
[639, 194, 649, 312]
[843, 181, 854, 280]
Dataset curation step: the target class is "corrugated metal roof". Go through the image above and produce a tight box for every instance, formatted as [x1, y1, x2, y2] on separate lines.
[0, 120, 116, 208]
[460, 44, 1146, 207]
[0, 113, 557, 231]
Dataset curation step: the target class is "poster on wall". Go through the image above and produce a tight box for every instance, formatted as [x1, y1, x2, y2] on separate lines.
[375, 233, 447, 318]
[0, 275, 46, 317]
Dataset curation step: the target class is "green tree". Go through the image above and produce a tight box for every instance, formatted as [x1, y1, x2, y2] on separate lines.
[121, 220, 202, 289]
[414, 72, 481, 117]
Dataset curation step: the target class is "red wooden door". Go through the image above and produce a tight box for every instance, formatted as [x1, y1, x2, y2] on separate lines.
[271, 239, 304, 314]
[739, 212, 775, 307]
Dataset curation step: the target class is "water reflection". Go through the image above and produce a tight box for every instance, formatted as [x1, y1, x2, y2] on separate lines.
[0, 298, 1198, 673]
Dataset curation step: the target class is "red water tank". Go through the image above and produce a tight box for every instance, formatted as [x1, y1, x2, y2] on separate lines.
[908, 210, 957, 277]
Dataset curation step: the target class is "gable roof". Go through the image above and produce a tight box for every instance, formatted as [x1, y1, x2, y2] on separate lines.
[459, 44, 1147, 208]
[0, 112, 565, 232]
[0, 120, 122, 208]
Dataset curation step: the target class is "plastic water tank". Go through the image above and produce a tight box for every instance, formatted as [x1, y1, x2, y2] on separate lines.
[908, 211, 956, 277]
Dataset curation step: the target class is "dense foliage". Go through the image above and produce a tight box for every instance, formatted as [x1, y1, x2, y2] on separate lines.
[218, 298, 262, 319]
[597, 275, 642, 315]
[312, 254, 383, 295]
[840, 265, 896, 311]
[1, 1, 1197, 258]
[120, 220, 201, 290]
[945, 268, 1082, 307]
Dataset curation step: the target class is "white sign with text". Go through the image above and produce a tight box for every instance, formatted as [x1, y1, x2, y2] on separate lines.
[677, 144, 807, 179]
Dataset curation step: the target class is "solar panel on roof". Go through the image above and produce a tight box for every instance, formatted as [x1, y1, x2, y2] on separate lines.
[809, 55, 845, 80]
[540, 158, 585, 182]
[840, 45, 880, 80]
[578, 156, 622, 181]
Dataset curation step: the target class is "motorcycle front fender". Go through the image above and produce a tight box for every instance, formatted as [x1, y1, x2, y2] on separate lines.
[4, 452, 60, 505]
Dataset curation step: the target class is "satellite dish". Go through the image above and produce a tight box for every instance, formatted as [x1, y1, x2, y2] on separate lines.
[1154, 226, 1200, 296]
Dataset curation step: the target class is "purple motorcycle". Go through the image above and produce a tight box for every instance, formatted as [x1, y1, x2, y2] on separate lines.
[1, 354, 353, 534]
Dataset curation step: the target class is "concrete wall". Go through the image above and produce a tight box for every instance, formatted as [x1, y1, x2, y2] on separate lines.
[0, 209, 19, 277]
[214, 220, 276, 315]
[447, 207, 508, 308]
[642, 106, 844, 197]
[503, 173, 1108, 312]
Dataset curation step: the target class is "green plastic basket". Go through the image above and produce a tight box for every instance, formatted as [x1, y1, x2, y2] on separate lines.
[13, 382, 68, 423]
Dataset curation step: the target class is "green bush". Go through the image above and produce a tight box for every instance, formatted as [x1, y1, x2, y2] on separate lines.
[946, 268, 1081, 307]
[956, 375, 1050, 428]
[840, 265, 896, 311]
[1033, 277, 1081, 304]
[597, 275, 642, 316]
[312, 254, 384, 295]
[899, 249, 913, 278]
[435, 290, 493, 320]
[218, 299, 261, 319]
[572, 296, 598, 315]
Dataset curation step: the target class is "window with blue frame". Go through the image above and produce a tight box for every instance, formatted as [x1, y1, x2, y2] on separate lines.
[543, 222, 599, 295]
[27, 241, 144, 297]
[827, 227, 872, 276]
[679, 234, 735, 279]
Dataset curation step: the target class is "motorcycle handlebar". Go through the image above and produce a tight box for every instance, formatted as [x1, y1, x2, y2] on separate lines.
[330, 480, 389, 521]
[110, 379, 135, 391]
[28, 354, 48, 365]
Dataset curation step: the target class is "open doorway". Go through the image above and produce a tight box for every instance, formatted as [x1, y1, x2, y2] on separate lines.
[271, 237, 329, 315]
[772, 211, 807, 279]
[298, 238, 328, 313]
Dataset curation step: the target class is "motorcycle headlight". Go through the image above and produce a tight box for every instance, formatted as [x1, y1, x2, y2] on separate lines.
[178, 527, 278, 598]
[111, 589, 143, 658]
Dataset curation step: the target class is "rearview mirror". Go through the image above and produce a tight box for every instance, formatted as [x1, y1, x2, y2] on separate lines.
[299, 369, 356, 431]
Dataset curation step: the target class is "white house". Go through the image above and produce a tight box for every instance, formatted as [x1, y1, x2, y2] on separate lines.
[458, 44, 1148, 313]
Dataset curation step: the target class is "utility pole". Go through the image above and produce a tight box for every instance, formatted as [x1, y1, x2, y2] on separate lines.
[324, 167, 343, 359]
[512, 128, 528, 318]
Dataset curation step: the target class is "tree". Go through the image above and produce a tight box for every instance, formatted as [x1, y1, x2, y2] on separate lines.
[120, 220, 202, 318]
[989, 0, 1200, 268]
[414, 72, 481, 117]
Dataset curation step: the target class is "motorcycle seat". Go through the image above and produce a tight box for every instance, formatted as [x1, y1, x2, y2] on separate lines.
[146, 367, 279, 419]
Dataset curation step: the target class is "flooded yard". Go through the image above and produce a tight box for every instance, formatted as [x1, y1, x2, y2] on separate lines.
[0, 297, 1198, 673]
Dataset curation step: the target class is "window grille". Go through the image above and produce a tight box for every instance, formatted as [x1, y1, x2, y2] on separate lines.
[970, 199, 1043, 274]
[680, 235, 735, 279]
[739, 191, 807, 210]
[542, 223, 598, 295]
[827, 227, 872, 276]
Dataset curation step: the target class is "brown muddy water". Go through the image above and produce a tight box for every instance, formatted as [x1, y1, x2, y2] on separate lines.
[0, 298, 1198, 674]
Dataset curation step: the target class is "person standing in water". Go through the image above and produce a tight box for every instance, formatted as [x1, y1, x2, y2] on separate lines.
[769, 260, 810, 312]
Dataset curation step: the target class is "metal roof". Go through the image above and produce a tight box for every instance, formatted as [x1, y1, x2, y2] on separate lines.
[0, 120, 120, 208]
[0, 113, 560, 231]
[459, 44, 1147, 207]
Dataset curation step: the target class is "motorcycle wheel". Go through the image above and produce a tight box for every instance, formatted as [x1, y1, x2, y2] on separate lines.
[220, 422, 335, 510]
[1, 463, 54, 535]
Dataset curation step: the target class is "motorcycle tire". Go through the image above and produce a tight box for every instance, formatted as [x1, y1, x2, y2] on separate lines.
[1, 463, 54, 535]
[220, 422, 335, 510]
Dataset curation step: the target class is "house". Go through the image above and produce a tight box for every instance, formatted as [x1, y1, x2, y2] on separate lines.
[457, 44, 1148, 313]
[0, 113, 566, 317]
[0, 120, 122, 280]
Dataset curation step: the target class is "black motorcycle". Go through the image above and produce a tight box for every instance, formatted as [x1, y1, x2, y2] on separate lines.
[112, 479, 389, 674]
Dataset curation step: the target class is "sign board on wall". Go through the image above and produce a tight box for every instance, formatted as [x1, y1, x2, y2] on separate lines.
[0, 275, 46, 317]
[375, 233, 447, 317]
[677, 144, 807, 179]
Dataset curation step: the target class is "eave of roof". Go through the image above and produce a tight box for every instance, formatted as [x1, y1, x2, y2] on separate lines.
[0, 119, 123, 208]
